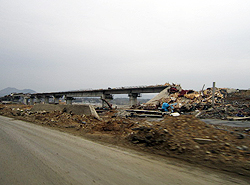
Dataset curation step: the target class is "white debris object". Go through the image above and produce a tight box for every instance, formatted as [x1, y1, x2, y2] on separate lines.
[170, 112, 180, 117]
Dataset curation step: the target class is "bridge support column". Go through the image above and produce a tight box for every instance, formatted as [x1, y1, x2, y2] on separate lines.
[23, 97, 29, 105]
[44, 96, 50, 104]
[129, 93, 140, 108]
[101, 94, 113, 108]
[30, 96, 35, 105]
[35, 96, 42, 104]
[65, 96, 74, 105]
[53, 95, 62, 104]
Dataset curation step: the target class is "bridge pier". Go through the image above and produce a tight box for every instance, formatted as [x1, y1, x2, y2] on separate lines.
[101, 94, 113, 108]
[129, 93, 140, 107]
[23, 97, 29, 105]
[35, 96, 42, 104]
[53, 95, 62, 104]
[65, 96, 74, 105]
[30, 96, 35, 105]
[44, 96, 50, 104]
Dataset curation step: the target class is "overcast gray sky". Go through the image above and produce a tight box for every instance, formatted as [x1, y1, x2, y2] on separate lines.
[1, 0, 249, 93]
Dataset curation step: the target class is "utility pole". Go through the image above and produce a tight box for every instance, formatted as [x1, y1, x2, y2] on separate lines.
[212, 82, 216, 107]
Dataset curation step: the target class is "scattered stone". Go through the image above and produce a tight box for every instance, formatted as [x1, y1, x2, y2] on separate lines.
[237, 134, 245, 139]
[225, 143, 230, 147]
[242, 145, 249, 151]
[236, 146, 243, 150]
[244, 128, 250, 133]
[163, 129, 169, 133]
[194, 145, 200, 149]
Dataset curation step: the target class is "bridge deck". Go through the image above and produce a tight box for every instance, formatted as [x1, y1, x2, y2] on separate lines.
[33, 85, 169, 97]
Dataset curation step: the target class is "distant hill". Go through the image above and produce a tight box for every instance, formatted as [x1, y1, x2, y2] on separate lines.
[0, 87, 36, 97]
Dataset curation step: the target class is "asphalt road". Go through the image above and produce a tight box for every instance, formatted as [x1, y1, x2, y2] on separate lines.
[0, 116, 248, 185]
[202, 119, 250, 127]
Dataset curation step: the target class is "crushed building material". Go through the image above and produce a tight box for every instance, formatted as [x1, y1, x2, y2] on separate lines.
[227, 116, 250, 121]
[142, 83, 250, 121]
[143, 83, 228, 111]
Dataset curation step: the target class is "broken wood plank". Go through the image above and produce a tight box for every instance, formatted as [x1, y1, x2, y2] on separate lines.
[227, 116, 250, 121]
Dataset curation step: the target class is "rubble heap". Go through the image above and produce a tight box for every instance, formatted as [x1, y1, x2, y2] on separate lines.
[143, 83, 227, 111]
[143, 83, 250, 119]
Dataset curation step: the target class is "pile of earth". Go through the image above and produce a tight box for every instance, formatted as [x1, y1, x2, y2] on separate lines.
[0, 104, 250, 177]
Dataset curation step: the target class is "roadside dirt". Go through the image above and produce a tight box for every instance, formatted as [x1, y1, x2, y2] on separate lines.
[0, 104, 250, 179]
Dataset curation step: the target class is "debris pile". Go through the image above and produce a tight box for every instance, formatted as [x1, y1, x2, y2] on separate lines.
[197, 90, 250, 119]
[196, 105, 250, 120]
[143, 83, 250, 120]
[143, 83, 226, 111]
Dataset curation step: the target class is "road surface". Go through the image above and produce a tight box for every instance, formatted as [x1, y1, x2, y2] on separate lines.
[0, 116, 248, 185]
[202, 119, 250, 127]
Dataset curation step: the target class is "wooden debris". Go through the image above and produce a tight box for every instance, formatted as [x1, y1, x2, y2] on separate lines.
[193, 138, 216, 144]
[227, 116, 250, 121]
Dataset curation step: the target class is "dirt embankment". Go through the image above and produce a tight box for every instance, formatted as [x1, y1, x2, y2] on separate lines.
[0, 104, 250, 178]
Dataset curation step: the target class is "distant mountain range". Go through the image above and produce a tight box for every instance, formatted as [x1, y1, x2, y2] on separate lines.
[0, 87, 36, 97]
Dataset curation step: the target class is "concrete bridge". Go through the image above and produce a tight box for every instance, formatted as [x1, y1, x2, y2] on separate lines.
[21, 85, 168, 107]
